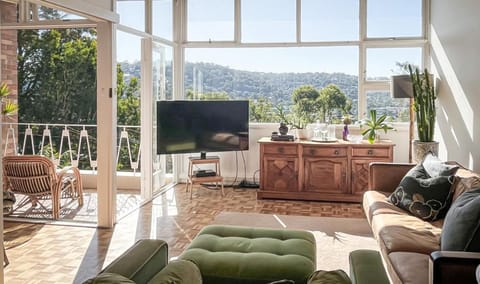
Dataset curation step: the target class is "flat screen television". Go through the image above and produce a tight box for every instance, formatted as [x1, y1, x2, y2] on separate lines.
[156, 100, 249, 157]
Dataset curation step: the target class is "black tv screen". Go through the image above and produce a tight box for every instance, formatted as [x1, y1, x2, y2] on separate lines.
[156, 100, 249, 155]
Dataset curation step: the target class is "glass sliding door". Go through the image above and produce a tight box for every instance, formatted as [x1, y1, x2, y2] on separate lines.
[140, 39, 174, 201]
[152, 42, 173, 195]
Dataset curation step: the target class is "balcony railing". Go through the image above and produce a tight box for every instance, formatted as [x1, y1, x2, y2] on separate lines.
[1, 122, 141, 172]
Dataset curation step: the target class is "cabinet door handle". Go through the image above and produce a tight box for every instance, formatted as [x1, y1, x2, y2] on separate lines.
[334, 150, 339, 155]
[367, 149, 374, 155]
[278, 147, 284, 153]
[309, 149, 315, 155]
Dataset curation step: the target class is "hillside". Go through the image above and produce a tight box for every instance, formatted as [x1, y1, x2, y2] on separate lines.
[120, 61, 359, 110]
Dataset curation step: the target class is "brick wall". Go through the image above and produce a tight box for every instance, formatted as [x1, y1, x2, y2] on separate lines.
[1, 1, 18, 155]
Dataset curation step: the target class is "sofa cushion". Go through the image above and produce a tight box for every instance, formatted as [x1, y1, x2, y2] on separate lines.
[372, 213, 441, 254]
[422, 153, 459, 178]
[147, 260, 202, 284]
[388, 252, 429, 284]
[307, 270, 351, 284]
[363, 190, 409, 224]
[179, 225, 316, 284]
[389, 164, 455, 221]
[441, 188, 480, 252]
[452, 175, 480, 203]
[83, 273, 135, 284]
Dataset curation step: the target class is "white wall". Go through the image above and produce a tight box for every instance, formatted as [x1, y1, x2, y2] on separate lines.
[430, 0, 480, 171]
[178, 123, 410, 183]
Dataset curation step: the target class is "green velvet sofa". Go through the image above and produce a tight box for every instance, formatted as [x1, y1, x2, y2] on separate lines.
[84, 238, 389, 284]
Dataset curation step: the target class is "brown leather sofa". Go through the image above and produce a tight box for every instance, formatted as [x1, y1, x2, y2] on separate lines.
[363, 162, 480, 284]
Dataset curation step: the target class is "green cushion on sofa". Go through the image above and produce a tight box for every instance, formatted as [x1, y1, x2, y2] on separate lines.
[83, 273, 136, 284]
[307, 270, 351, 284]
[147, 260, 202, 284]
[179, 225, 316, 284]
[441, 188, 480, 252]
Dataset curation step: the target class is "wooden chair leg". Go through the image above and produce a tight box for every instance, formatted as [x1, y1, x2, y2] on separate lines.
[221, 181, 225, 197]
[4, 245, 9, 267]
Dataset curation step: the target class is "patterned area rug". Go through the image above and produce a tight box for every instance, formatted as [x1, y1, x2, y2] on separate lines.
[212, 212, 379, 273]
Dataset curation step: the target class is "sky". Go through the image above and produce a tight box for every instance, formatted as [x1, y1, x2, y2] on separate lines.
[116, 0, 423, 77]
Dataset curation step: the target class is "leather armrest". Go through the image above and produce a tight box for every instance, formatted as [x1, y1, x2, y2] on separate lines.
[102, 239, 168, 283]
[368, 162, 415, 193]
[429, 251, 480, 284]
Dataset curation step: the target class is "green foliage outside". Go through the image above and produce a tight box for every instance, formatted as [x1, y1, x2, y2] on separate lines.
[271, 84, 351, 128]
[185, 89, 230, 100]
[17, 8, 140, 170]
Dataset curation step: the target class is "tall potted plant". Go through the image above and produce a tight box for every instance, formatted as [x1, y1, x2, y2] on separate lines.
[408, 65, 438, 162]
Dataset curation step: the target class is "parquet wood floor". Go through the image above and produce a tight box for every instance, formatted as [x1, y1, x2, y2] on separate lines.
[3, 184, 365, 284]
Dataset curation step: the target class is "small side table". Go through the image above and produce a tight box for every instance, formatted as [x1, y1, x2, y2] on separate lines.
[186, 156, 224, 199]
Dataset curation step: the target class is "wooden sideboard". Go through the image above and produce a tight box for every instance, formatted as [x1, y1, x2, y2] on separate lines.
[257, 137, 395, 202]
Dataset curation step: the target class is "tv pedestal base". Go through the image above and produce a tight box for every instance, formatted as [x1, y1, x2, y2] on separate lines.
[186, 156, 224, 199]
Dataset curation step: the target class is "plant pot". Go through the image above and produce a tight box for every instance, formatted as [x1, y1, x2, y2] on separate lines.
[413, 140, 439, 163]
[295, 128, 309, 140]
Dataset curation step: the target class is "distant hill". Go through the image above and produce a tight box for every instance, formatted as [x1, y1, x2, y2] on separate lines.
[120, 61, 359, 113]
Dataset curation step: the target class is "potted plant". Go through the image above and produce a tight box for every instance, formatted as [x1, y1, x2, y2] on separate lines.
[408, 65, 438, 162]
[0, 82, 19, 154]
[0, 83, 18, 117]
[275, 85, 320, 139]
[360, 110, 395, 144]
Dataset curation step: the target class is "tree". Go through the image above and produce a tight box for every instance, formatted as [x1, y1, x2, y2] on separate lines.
[185, 90, 230, 100]
[116, 64, 141, 170]
[249, 98, 276, 122]
[18, 27, 97, 124]
[318, 84, 351, 123]
[290, 85, 321, 128]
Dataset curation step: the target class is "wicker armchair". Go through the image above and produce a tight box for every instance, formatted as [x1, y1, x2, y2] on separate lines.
[2, 155, 83, 219]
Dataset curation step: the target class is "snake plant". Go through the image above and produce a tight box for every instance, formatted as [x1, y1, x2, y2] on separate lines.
[408, 65, 436, 142]
[361, 110, 395, 144]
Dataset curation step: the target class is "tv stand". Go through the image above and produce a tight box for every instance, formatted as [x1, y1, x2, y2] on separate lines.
[186, 156, 224, 199]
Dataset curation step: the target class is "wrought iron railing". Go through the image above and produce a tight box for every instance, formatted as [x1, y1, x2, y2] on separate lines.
[1, 123, 141, 172]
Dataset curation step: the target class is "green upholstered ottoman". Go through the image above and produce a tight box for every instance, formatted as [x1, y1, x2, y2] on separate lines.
[179, 225, 316, 284]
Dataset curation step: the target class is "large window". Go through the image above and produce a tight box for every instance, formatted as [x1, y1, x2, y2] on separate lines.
[187, 0, 234, 41]
[153, 0, 173, 40]
[117, 0, 145, 31]
[367, 0, 423, 38]
[185, 47, 359, 121]
[366, 47, 423, 80]
[301, 0, 359, 42]
[242, 0, 296, 43]
[182, 0, 426, 122]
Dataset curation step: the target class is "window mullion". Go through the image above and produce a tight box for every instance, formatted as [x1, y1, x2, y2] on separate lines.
[235, 0, 241, 43]
[296, 0, 301, 43]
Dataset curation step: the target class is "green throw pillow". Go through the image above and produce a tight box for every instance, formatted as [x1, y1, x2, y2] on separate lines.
[307, 270, 351, 284]
[441, 188, 480, 251]
[147, 260, 202, 284]
[83, 273, 135, 284]
[389, 164, 455, 221]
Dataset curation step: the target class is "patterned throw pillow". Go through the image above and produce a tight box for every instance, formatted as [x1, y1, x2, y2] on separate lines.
[389, 164, 455, 221]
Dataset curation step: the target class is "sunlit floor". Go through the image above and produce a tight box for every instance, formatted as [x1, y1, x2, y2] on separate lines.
[3, 184, 365, 284]
[4, 188, 143, 223]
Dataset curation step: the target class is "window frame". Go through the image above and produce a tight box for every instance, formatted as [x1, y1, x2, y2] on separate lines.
[181, 0, 429, 119]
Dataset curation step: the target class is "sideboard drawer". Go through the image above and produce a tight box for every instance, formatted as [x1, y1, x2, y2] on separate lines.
[304, 147, 347, 157]
[352, 147, 390, 158]
[263, 144, 298, 155]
